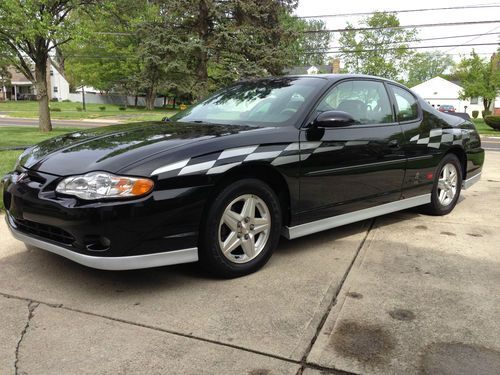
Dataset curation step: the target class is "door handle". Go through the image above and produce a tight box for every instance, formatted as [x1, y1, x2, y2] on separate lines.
[388, 140, 400, 148]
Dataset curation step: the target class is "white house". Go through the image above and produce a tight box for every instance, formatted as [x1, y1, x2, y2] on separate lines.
[0, 61, 70, 101]
[411, 76, 499, 118]
[48, 64, 70, 102]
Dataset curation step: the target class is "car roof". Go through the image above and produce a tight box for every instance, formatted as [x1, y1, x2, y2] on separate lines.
[283, 73, 401, 85]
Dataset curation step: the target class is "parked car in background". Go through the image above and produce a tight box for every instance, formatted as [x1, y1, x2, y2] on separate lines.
[439, 104, 455, 113]
[2, 75, 484, 278]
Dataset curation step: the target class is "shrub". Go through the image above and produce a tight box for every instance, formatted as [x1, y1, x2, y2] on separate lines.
[472, 110, 479, 119]
[482, 110, 492, 118]
[99, 106, 106, 111]
[484, 116, 500, 130]
[62, 99, 71, 103]
[76, 106, 83, 112]
[49, 107, 61, 112]
[50, 98, 59, 102]
[118, 106, 126, 111]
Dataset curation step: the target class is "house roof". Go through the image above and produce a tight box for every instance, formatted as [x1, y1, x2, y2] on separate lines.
[8, 67, 33, 85]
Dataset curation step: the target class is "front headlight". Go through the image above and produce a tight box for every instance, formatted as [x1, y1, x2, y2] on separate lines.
[55, 172, 154, 200]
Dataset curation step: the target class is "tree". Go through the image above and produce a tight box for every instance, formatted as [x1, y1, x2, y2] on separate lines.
[406, 52, 455, 87]
[455, 51, 500, 112]
[338, 12, 417, 80]
[64, 0, 197, 109]
[281, 16, 332, 66]
[0, 0, 94, 131]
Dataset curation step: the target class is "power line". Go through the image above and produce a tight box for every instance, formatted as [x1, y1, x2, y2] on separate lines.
[355, 31, 500, 47]
[297, 4, 500, 18]
[304, 42, 499, 54]
[302, 20, 500, 33]
[445, 25, 500, 53]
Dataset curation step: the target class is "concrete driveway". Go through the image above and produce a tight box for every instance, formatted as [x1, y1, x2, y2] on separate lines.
[1, 152, 499, 375]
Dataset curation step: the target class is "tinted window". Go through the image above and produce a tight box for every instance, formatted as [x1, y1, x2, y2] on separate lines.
[316, 80, 393, 125]
[390, 85, 419, 122]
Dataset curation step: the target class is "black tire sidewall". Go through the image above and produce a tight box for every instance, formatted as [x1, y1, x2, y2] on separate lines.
[430, 154, 462, 215]
[200, 178, 282, 278]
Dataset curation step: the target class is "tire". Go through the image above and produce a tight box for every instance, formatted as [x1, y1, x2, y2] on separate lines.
[199, 178, 282, 278]
[424, 153, 462, 216]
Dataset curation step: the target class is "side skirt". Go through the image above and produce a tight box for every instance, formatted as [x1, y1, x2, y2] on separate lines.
[283, 194, 431, 240]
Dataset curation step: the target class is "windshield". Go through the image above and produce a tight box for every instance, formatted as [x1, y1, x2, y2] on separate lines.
[171, 77, 327, 127]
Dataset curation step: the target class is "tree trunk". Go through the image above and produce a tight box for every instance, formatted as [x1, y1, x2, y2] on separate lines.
[145, 86, 157, 110]
[195, 0, 210, 100]
[134, 95, 138, 108]
[35, 59, 52, 132]
[483, 98, 491, 112]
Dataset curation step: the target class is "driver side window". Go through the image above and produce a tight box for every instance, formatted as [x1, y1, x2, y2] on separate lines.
[316, 80, 393, 125]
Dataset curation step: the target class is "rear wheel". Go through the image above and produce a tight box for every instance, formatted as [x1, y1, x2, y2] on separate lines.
[425, 153, 462, 215]
[199, 179, 282, 278]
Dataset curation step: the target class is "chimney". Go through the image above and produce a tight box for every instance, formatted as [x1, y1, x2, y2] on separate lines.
[331, 59, 340, 74]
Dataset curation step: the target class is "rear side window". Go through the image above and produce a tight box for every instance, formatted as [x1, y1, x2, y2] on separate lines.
[316, 80, 393, 125]
[390, 85, 419, 122]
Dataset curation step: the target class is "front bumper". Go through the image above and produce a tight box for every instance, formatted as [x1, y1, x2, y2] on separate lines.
[7, 213, 198, 270]
[2, 168, 211, 268]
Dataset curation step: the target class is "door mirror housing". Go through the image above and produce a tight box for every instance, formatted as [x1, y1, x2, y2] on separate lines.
[313, 111, 356, 128]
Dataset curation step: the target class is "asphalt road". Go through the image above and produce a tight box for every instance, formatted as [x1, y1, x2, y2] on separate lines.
[0, 153, 499, 374]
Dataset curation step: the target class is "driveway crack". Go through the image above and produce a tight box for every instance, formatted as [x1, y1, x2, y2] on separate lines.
[14, 301, 39, 375]
[295, 218, 375, 375]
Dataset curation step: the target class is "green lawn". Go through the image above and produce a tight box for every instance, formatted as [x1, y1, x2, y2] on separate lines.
[0, 100, 176, 122]
[472, 119, 500, 137]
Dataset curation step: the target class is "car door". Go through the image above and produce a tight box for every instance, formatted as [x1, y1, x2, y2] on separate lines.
[298, 79, 406, 224]
[388, 84, 442, 199]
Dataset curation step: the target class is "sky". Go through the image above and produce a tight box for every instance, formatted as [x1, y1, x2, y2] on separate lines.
[294, 0, 500, 61]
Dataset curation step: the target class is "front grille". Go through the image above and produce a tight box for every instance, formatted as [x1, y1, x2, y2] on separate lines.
[13, 218, 75, 245]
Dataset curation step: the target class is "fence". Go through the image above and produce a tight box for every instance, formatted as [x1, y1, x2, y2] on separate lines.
[67, 92, 166, 108]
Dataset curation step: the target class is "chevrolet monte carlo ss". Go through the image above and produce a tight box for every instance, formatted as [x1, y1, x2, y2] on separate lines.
[2, 75, 484, 278]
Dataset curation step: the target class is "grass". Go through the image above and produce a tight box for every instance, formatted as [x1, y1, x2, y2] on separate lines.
[0, 101, 176, 122]
[0, 126, 82, 148]
[472, 119, 500, 137]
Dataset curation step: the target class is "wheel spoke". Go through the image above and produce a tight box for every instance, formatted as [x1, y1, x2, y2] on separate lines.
[439, 188, 447, 203]
[223, 210, 240, 231]
[252, 217, 269, 234]
[222, 231, 241, 254]
[241, 235, 256, 258]
[438, 179, 447, 190]
[241, 196, 256, 219]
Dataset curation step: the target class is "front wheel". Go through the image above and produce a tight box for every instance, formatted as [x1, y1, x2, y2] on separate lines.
[424, 153, 462, 216]
[199, 179, 282, 278]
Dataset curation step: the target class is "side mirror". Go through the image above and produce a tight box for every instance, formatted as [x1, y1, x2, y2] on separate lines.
[313, 111, 356, 128]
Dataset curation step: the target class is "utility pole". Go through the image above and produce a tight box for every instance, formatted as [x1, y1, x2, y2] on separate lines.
[81, 84, 86, 111]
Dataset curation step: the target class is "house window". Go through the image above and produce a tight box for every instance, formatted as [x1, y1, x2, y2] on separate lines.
[53, 86, 58, 93]
[50, 70, 54, 76]
[470, 97, 478, 104]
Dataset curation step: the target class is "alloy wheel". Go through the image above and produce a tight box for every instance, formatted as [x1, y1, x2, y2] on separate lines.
[437, 163, 458, 206]
[218, 194, 271, 264]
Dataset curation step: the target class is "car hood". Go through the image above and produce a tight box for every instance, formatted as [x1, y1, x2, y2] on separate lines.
[20, 121, 255, 176]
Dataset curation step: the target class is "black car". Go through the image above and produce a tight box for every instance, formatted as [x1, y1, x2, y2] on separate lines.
[2, 75, 484, 278]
